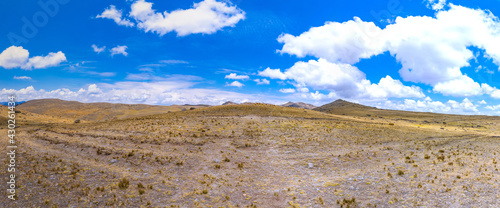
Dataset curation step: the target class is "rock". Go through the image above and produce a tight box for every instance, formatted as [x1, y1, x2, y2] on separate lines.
[214, 159, 221, 163]
[308, 163, 314, 168]
[110, 159, 118, 164]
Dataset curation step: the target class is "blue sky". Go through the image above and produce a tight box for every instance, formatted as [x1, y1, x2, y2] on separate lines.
[2, 0, 500, 115]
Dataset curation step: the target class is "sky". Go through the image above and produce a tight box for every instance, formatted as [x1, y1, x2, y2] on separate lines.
[2, 0, 500, 115]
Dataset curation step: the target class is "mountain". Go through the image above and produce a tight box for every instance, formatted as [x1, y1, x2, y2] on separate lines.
[281, 101, 316, 110]
[313, 99, 376, 114]
[222, 101, 238, 105]
[16, 99, 208, 123]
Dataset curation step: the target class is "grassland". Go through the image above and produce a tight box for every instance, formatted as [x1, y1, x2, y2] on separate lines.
[1, 100, 500, 207]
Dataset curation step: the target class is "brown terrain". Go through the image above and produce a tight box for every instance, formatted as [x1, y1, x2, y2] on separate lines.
[1, 99, 500, 207]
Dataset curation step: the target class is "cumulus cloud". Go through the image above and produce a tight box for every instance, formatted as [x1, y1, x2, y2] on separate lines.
[23, 51, 67, 70]
[110, 45, 128, 56]
[98, 0, 245, 36]
[13, 76, 32, 80]
[253, 79, 270, 85]
[432, 75, 484, 97]
[91, 44, 106, 54]
[258, 67, 287, 80]
[0, 46, 66, 70]
[259, 58, 424, 100]
[278, 17, 385, 65]
[0, 46, 29, 69]
[276, 5, 500, 98]
[226, 81, 244, 88]
[225, 73, 249, 80]
[96, 5, 135, 27]
[365, 76, 425, 99]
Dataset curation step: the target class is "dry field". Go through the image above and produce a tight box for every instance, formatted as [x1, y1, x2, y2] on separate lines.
[1, 100, 500, 207]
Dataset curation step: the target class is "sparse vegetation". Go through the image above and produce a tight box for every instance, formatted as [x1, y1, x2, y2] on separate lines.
[3, 99, 500, 207]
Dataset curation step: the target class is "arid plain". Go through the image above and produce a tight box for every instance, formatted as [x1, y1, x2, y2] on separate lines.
[1, 99, 500, 207]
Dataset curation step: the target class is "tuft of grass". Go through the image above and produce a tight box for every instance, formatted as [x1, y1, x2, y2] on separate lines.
[397, 170, 404, 176]
[118, 178, 129, 189]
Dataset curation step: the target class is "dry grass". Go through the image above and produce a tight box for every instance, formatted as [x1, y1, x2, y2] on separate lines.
[1, 102, 500, 207]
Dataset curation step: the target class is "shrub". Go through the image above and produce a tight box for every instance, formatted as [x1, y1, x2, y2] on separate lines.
[398, 170, 404, 175]
[118, 178, 129, 189]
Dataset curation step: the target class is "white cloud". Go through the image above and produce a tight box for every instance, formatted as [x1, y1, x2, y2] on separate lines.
[23, 51, 67, 70]
[278, 17, 385, 65]
[379, 98, 480, 115]
[258, 67, 287, 80]
[425, 0, 447, 10]
[111, 0, 246, 36]
[275, 5, 500, 98]
[279, 59, 365, 97]
[253, 79, 270, 85]
[365, 75, 425, 99]
[479, 100, 487, 105]
[297, 87, 309, 93]
[225, 73, 249, 80]
[0, 46, 66, 70]
[432, 75, 483, 97]
[490, 89, 500, 99]
[110, 45, 128, 56]
[260, 58, 423, 100]
[486, 104, 500, 111]
[279, 88, 296, 93]
[96, 5, 134, 27]
[13, 76, 32, 80]
[92, 44, 106, 54]
[226, 81, 244, 88]
[0, 46, 29, 69]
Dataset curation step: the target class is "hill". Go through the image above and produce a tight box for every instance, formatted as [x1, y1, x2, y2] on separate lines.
[313, 99, 376, 114]
[314, 99, 500, 130]
[281, 101, 316, 109]
[222, 101, 238, 105]
[16, 99, 208, 123]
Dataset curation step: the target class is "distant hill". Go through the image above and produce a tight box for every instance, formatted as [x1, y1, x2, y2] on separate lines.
[313, 99, 500, 128]
[222, 101, 238, 105]
[314, 99, 376, 114]
[281, 101, 316, 110]
[16, 99, 208, 123]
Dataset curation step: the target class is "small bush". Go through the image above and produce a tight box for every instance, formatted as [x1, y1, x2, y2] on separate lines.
[118, 178, 129, 189]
